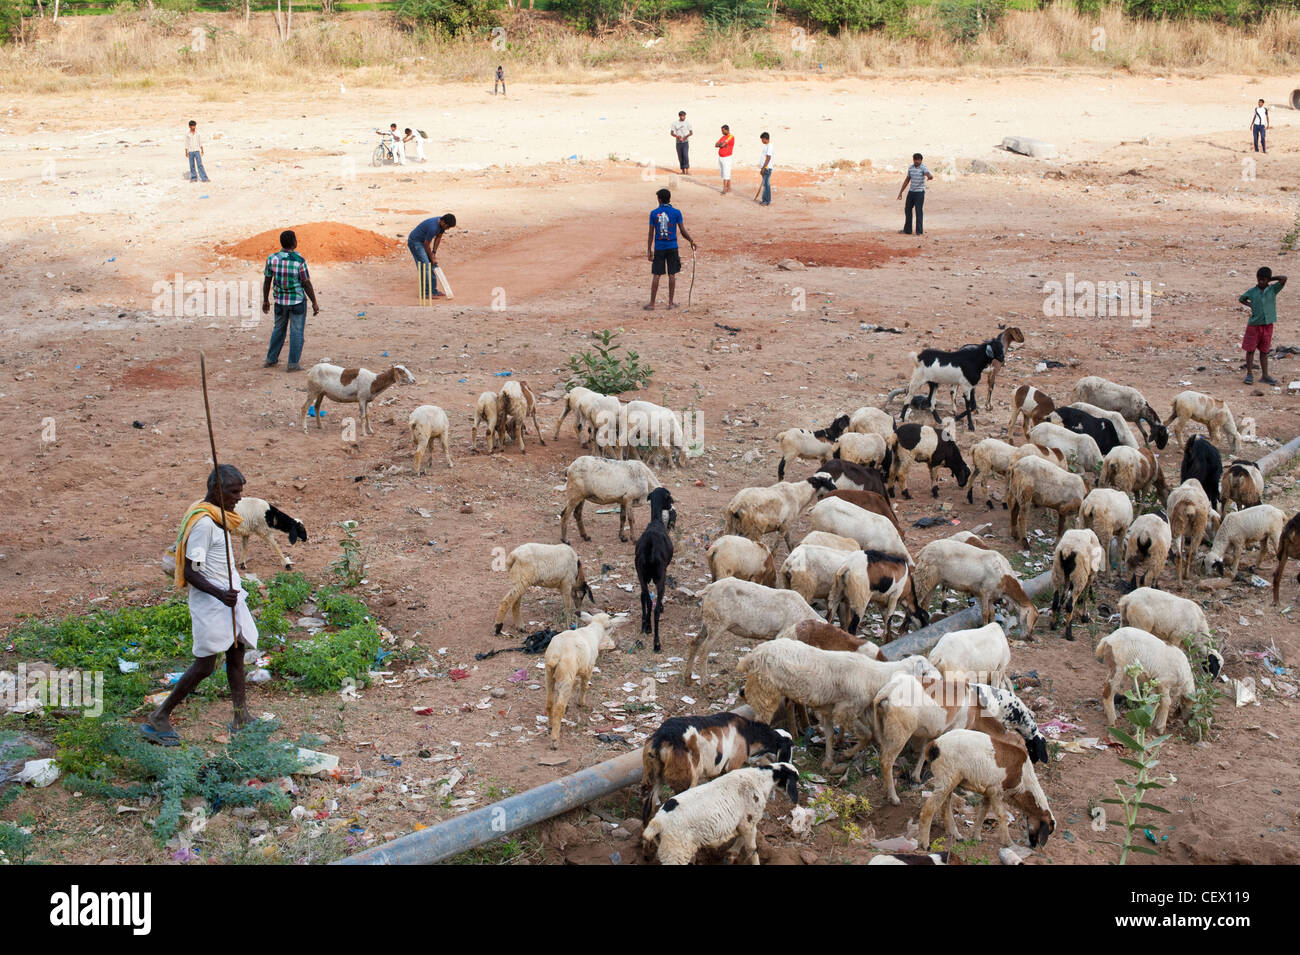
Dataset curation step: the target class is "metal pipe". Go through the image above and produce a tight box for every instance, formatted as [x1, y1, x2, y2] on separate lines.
[342, 433, 1300, 864]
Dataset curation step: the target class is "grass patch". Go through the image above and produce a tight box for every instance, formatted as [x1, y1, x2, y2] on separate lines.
[445, 832, 545, 864]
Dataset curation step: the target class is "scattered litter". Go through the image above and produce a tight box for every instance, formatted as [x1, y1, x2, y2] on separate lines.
[117, 658, 139, 674]
[493, 371, 513, 377]
[870, 836, 918, 853]
[9, 758, 59, 788]
[912, 516, 955, 528]
[789, 805, 815, 837]
[1234, 679, 1258, 707]
[449, 668, 470, 681]
[247, 668, 272, 684]
[538, 756, 569, 767]
[294, 748, 339, 777]
[437, 769, 464, 797]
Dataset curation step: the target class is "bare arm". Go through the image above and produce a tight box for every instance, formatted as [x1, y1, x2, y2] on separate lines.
[647, 224, 655, 261]
[302, 276, 319, 314]
[184, 558, 239, 607]
[679, 224, 696, 248]
[262, 275, 272, 312]
[1274, 275, 1287, 291]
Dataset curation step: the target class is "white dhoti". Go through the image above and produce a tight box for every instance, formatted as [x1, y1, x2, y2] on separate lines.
[185, 515, 259, 657]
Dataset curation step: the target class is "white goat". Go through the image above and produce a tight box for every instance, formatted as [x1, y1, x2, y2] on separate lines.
[300, 362, 416, 435]
[494, 542, 593, 634]
[409, 404, 453, 474]
[544, 612, 622, 748]
[560, 456, 660, 543]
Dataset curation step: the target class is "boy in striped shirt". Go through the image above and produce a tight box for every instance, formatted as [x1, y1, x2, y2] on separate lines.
[897, 153, 933, 235]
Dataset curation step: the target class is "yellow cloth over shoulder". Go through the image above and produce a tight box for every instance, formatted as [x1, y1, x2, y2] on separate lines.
[169, 501, 242, 591]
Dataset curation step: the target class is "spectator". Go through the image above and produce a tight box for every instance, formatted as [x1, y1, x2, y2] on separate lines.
[897, 152, 933, 235]
[671, 110, 692, 175]
[646, 187, 697, 311]
[1239, 266, 1285, 385]
[185, 120, 210, 183]
[262, 229, 319, 373]
[756, 132, 773, 206]
[715, 124, 735, 195]
[1250, 99, 1270, 153]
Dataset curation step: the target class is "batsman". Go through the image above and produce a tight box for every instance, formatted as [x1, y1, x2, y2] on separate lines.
[408, 213, 457, 300]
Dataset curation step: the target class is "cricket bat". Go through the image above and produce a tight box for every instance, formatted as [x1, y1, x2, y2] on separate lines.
[433, 266, 454, 298]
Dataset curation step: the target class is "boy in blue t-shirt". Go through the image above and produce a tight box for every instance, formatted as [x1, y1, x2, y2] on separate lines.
[645, 188, 697, 310]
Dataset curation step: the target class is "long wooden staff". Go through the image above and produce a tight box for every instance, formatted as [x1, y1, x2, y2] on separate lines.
[199, 352, 240, 647]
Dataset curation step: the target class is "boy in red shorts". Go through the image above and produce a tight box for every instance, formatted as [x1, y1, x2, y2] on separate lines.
[1239, 266, 1286, 385]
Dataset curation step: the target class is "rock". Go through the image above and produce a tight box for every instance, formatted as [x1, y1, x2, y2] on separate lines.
[1002, 136, 1059, 159]
[620, 817, 643, 839]
[1043, 168, 1068, 180]
[969, 159, 999, 174]
[460, 504, 473, 514]
[490, 687, 506, 699]
[296, 616, 326, 629]
[777, 258, 805, 271]
[611, 826, 634, 840]
[798, 849, 819, 865]
[741, 449, 761, 465]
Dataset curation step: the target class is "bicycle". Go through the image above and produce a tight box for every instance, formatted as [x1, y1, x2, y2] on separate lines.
[372, 140, 395, 167]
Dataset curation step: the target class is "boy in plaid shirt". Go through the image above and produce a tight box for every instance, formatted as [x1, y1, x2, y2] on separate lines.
[261, 230, 319, 372]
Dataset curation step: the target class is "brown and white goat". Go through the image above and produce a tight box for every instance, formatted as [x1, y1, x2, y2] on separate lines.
[1007, 385, 1055, 443]
[300, 362, 416, 436]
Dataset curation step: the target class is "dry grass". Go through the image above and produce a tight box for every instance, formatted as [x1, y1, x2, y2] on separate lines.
[2, 5, 1299, 92]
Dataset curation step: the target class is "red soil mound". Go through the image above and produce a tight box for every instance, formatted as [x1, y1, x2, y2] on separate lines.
[217, 221, 400, 263]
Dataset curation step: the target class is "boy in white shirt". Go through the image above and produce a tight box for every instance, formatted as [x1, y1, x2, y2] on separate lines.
[1251, 99, 1269, 153]
[756, 132, 774, 206]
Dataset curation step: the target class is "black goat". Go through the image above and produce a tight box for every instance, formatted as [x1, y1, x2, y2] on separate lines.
[896, 335, 1006, 431]
[813, 413, 850, 443]
[810, 459, 889, 497]
[1180, 435, 1222, 513]
[1049, 407, 1124, 456]
[635, 487, 676, 653]
[889, 423, 972, 499]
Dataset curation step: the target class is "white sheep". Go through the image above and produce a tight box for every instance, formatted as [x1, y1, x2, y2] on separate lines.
[684, 579, 822, 686]
[737, 637, 937, 768]
[775, 428, 835, 481]
[553, 386, 601, 445]
[706, 535, 776, 587]
[544, 612, 622, 748]
[911, 539, 1040, 636]
[471, 391, 499, 453]
[1167, 391, 1241, 455]
[1118, 587, 1222, 677]
[409, 404, 453, 474]
[1070, 376, 1168, 447]
[642, 762, 800, 865]
[1204, 503, 1287, 578]
[1123, 513, 1172, 590]
[1219, 460, 1264, 518]
[1049, 528, 1105, 641]
[560, 455, 660, 544]
[586, 394, 626, 459]
[300, 362, 416, 435]
[928, 622, 1011, 690]
[1028, 421, 1103, 478]
[1095, 626, 1196, 734]
[967, 438, 1066, 508]
[497, 380, 545, 454]
[1099, 445, 1167, 501]
[1007, 454, 1088, 547]
[1167, 478, 1213, 585]
[626, 399, 686, 468]
[494, 542, 593, 634]
[808, 496, 911, 565]
[833, 432, 889, 469]
[918, 725, 1055, 849]
[724, 474, 837, 553]
[777, 544, 854, 608]
[1077, 487, 1134, 571]
[848, 406, 896, 440]
[798, 530, 862, 552]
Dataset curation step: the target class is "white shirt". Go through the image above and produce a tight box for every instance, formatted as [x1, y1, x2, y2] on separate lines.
[1253, 106, 1268, 125]
[186, 131, 202, 152]
[759, 143, 774, 170]
[185, 515, 258, 656]
[671, 119, 692, 139]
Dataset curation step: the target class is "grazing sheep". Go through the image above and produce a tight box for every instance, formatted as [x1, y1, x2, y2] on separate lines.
[798, 530, 862, 552]
[1274, 513, 1300, 606]
[808, 497, 911, 566]
[626, 399, 686, 469]
[737, 638, 936, 768]
[1007, 455, 1087, 548]
[1123, 513, 1172, 591]
[827, 488, 904, 539]
[232, 497, 307, 571]
[777, 543, 854, 608]
[813, 459, 889, 497]
[967, 438, 1067, 508]
[834, 432, 891, 471]
[553, 386, 601, 445]
[471, 391, 500, 453]
[1100, 445, 1168, 502]
[918, 724, 1055, 850]
[1066, 401, 1141, 450]
[300, 362, 416, 435]
[640, 713, 792, 825]
[911, 540, 1040, 636]
[1007, 385, 1056, 442]
[494, 542, 593, 634]
[928, 622, 1012, 690]
[1077, 488, 1135, 572]
[776, 618, 885, 657]
[724, 474, 837, 553]
[560, 456, 660, 544]
[586, 394, 625, 459]
[1204, 504, 1287, 578]
[685, 579, 823, 686]
[497, 380, 545, 454]
[1095, 626, 1196, 734]
[1167, 478, 1213, 585]
[1050, 528, 1105, 641]
[635, 487, 677, 653]
[775, 428, 835, 481]
[827, 550, 929, 640]
[409, 404, 453, 474]
[706, 535, 776, 587]
[888, 420, 972, 499]
[1118, 587, 1222, 677]
[544, 612, 622, 747]
[1180, 435, 1223, 514]
[1167, 390, 1241, 455]
[848, 406, 896, 440]
[642, 763, 800, 865]
[1070, 376, 1169, 448]
[1047, 406, 1125, 456]
[1028, 421, 1104, 479]
[1219, 460, 1264, 518]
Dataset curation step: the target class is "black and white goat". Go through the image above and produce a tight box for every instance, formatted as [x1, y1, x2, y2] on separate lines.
[892, 333, 1007, 431]
[1180, 435, 1223, 514]
[1048, 406, 1124, 456]
[640, 712, 793, 824]
[888, 422, 972, 499]
[233, 497, 308, 570]
[811, 459, 889, 497]
[634, 487, 676, 653]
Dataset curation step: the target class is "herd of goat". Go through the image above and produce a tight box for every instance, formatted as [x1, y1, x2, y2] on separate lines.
[252, 333, 1299, 864]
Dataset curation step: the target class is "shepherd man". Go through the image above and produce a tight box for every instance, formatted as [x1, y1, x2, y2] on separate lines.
[141, 464, 258, 745]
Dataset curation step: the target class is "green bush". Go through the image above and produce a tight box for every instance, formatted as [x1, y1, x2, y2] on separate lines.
[393, 0, 498, 35]
[550, 0, 688, 33]
[699, 0, 770, 29]
[784, 0, 909, 33]
[267, 587, 381, 691]
[566, 328, 653, 394]
[934, 0, 1008, 43]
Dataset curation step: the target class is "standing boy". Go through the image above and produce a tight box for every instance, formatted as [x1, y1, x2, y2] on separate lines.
[408, 213, 457, 299]
[262, 229, 319, 372]
[756, 132, 774, 206]
[897, 152, 933, 235]
[1239, 266, 1285, 385]
[186, 120, 210, 183]
[646, 188, 697, 311]
[671, 110, 692, 175]
[715, 124, 735, 195]
[495, 65, 506, 97]
[1251, 99, 1270, 153]
[142, 465, 258, 745]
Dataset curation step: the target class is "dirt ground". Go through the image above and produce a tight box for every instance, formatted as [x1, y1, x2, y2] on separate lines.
[2, 71, 1298, 865]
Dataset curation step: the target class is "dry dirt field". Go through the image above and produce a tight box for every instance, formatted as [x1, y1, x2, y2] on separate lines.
[1, 72, 1298, 865]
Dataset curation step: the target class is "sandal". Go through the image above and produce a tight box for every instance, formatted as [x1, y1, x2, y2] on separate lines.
[140, 723, 181, 747]
[1261, 375, 1278, 385]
